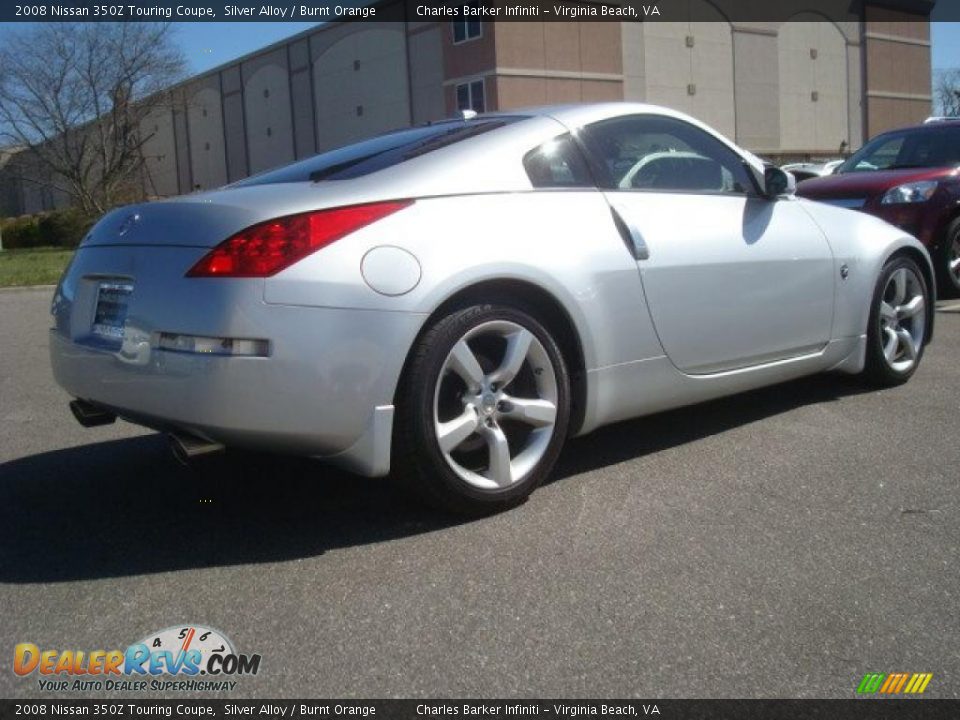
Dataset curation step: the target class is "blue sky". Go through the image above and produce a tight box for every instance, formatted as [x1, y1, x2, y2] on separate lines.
[172, 23, 319, 75]
[931, 21, 960, 70]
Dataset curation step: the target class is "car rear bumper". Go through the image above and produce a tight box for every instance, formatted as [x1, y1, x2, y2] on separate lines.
[49, 246, 425, 476]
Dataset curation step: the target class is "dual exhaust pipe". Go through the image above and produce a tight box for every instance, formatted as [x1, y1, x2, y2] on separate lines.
[69, 399, 224, 465]
[168, 432, 225, 466]
[69, 399, 116, 427]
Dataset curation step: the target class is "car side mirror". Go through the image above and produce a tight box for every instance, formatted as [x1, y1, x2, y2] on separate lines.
[764, 167, 796, 198]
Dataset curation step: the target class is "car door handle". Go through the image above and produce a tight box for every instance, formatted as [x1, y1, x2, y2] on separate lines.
[610, 205, 650, 261]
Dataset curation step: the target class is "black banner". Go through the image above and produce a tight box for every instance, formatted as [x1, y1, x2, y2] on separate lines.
[0, 0, 954, 24]
[3, 700, 960, 720]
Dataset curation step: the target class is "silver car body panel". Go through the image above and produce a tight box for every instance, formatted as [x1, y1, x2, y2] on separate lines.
[50, 103, 933, 475]
[50, 245, 423, 475]
[607, 193, 835, 374]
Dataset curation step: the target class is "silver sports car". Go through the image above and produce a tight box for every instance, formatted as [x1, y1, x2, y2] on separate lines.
[50, 103, 935, 514]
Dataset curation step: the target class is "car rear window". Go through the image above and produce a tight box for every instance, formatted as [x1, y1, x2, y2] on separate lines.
[232, 118, 524, 186]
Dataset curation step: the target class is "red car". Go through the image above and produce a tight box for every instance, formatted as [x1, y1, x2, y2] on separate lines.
[797, 119, 960, 296]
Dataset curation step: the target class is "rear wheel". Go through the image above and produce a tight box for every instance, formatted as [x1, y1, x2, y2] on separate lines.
[862, 255, 929, 386]
[936, 217, 960, 298]
[396, 303, 570, 516]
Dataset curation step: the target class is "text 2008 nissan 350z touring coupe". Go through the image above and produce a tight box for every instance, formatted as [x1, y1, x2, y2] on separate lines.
[51, 103, 935, 514]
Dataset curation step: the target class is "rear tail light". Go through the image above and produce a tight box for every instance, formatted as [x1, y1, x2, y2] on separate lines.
[186, 200, 412, 278]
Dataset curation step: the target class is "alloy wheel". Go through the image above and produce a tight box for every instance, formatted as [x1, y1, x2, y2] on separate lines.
[950, 235, 960, 288]
[432, 320, 559, 490]
[878, 266, 926, 374]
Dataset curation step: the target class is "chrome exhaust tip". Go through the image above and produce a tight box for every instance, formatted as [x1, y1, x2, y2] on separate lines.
[168, 433, 225, 466]
[69, 400, 116, 428]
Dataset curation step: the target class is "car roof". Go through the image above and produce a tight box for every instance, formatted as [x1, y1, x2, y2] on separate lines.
[876, 117, 960, 135]
[483, 102, 704, 127]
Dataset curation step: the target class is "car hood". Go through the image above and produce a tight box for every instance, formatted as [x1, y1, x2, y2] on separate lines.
[797, 166, 958, 198]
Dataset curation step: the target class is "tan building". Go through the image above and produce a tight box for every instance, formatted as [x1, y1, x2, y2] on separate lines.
[1, 0, 934, 216]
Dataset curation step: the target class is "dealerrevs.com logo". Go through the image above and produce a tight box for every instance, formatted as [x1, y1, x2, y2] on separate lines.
[13, 625, 261, 692]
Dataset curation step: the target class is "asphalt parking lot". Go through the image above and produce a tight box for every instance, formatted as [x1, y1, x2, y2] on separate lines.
[1, 285, 958, 699]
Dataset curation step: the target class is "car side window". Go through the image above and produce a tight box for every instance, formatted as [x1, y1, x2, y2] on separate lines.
[850, 136, 905, 171]
[579, 115, 755, 195]
[523, 134, 595, 189]
[900, 128, 960, 167]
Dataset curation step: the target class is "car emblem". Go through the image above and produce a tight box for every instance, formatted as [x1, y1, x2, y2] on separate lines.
[117, 213, 140, 237]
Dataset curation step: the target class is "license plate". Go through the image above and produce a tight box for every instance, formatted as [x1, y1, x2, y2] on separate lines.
[91, 282, 133, 339]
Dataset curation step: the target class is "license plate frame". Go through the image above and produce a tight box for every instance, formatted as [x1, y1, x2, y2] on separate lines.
[91, 281, 134, 340]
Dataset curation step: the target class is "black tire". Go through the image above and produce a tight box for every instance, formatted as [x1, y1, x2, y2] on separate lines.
[395, 303, 570, 516]
[862, 254, 930, 387]
[935, 217, 960, 299]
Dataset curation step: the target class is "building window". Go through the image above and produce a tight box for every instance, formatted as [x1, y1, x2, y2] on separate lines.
[456, 79, 485, 113]
[452, 19, 482, 44]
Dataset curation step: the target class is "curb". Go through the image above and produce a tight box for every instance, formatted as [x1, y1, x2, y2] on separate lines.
[0, 284, 56, 293]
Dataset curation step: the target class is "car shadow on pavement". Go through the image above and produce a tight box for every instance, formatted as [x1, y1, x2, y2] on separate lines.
[550, 372, 875, 482]
[0, 373, 873, 583]
[0, 437, 457, 584]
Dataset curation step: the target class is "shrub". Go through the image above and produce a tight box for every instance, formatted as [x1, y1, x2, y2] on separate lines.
[0, 216, 42, 249]
[37, 209, 92, 248]
[1, 209, 92, 249]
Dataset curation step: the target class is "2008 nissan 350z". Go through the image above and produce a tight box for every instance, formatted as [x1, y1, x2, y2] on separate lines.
[50, 103, 935, 515]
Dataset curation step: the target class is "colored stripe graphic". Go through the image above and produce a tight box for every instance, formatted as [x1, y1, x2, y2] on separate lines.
[857, 672, 932, 694]
[904, 673, 933, 694]
[880, 673, 908, 693]
[857, 673, 885, 693]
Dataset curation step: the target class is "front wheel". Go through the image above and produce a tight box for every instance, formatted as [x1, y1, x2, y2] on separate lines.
[862, 255, 929, 386]
[396, 303, 570, 515]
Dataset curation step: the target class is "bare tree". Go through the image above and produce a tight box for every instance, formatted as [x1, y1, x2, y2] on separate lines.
[0, 23, 185, 216]
[934, 68, 960, 118]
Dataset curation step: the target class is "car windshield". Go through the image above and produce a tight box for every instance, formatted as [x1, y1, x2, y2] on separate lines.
[836, 125, 960, 173]
[231, 117, 523, 186]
